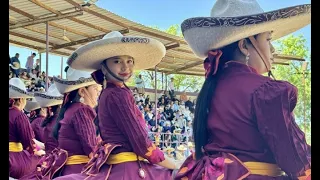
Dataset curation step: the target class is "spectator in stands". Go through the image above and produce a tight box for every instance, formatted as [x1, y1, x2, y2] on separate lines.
[34, 59, 40, 72]
[168, 77, 175, 99]
[29, 69, 37, 79]
[25, 53, 36, 74]
[11, 53, 21, 77]
[180, 91, 188, 102]
[9, 70, 13, 80]
[148, 116, 157, 127]
[185, 97, 194, 113]
[139, 93, 145, 103]
[172, 100, 180, 112]
[145, 94, 150, 105]
[27, 78, 37, 92]
[164, 104, 174, 121]
[134, 93, 140, 103]
[135, 74, 145, 94]
[137, 101, 143, 111]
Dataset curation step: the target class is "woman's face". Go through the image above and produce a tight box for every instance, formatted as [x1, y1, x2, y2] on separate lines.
[19, 98, 27, 109]
[104, 55, 134, 82]
[80, 84, 102, 108]
[40, 107, 48, 117]
[247, 32, 275, 74]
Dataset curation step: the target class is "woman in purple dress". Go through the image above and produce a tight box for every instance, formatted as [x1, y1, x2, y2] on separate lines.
[174, 1, 311, 179]
[25, 98, 47, 143]
[55, 31, 178, 180]
[47, 67, 101, 176]
[9, 78, 43, 179]
[34, 84, 64, 154]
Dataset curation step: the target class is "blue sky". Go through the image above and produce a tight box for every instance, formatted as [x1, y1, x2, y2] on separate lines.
[9, 0, 311, 77]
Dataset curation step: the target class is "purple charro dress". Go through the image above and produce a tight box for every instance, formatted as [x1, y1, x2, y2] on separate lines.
[9, 107, 40, 179]
[57, 102, 98, 176]
[43, 118, 59, 154]
[54, 82, 173, 180]
[20, 103, 98, 179]
[31, 115, 45, 143]
[174, 62, 311, 180]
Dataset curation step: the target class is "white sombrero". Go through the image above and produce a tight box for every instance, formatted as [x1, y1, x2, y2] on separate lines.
[163, 147, 175, 153]
[53, 67, 97, 94]
[181, 0, 311, 59]
[34, 84, 63, 108]
[24, 98, 41, 112]
[66, 31, 166, 71]
[177, 144, 187, 151]
[9, 78, 33, 98]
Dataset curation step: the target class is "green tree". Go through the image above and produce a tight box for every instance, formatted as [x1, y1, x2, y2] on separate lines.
[272, 34, 311, 144]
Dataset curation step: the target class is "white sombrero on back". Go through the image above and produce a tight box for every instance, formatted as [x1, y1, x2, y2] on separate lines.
[24, 98, 41, 112]
[67, 31, 166, 71]
[9, 78, 33, 98]
[181, 0, 311, 59]
[34, 84, 63, 108]
[53, 67, 97, 94]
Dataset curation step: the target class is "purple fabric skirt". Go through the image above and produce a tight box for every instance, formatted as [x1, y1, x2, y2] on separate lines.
[9, 151, 40, 179]
[60, 164, 86, 176]
[54, 161, 172, 180]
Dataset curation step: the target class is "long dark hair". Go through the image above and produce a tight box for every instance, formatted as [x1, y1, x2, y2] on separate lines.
[193, 41, 241, 160]
[93, 106, 100, 136]
[52, 89, 81, 140]
[29, 108, 42, 123]
[41, 105, 61, 127]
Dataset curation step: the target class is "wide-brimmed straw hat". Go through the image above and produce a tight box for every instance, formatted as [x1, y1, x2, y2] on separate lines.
[24, 98, 41, 112]
[53, 67, 96, 94]
[67, 31, 166, 71]
[163, 147, 175, 153]
[181, 0, 311, 59]
[9, 78, 33, 98]
[34, 84, 63, 108]
[177, 144, 187, 151]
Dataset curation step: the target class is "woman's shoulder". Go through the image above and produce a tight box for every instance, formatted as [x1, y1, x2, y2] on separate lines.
[253, 79, 297, 102]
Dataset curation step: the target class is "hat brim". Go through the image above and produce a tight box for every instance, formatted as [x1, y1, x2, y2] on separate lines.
[177, 146, 187, 151]
[181, 4, 311, 59]
[67, 36, 166, 71]
[24, 101, 41, 112]
[53, 76, 97, 94]
[34, 93, 63, 108]
[9, 85, 33, 98]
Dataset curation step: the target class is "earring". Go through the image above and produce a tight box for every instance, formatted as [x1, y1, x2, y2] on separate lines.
[245, 53, 250, 65]
[80, 97, 85, 103]
[103, 76, 107, 89]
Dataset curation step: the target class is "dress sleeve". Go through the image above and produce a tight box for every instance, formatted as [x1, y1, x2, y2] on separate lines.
[15, 113, 36, 153]
[72, 106, 98, 156]
[106, 90, 165, 164]
[31, 118, 43, 142]
[252, 80, 311, 178]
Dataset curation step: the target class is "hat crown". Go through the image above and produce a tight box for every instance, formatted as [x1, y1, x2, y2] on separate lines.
[210, 0, 264, 17]
[9, 78, 27, 91]
[66, 67, 92, 81]
[102, 31, 123, 40]
[45, 84, 62, 97]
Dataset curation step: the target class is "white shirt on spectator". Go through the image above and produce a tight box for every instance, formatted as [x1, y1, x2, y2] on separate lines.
[168, 81, 175, 91]
[29, 73, 37, 79]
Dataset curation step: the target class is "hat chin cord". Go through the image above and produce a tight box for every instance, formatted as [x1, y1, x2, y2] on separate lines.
[248, 36, 276, 80]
